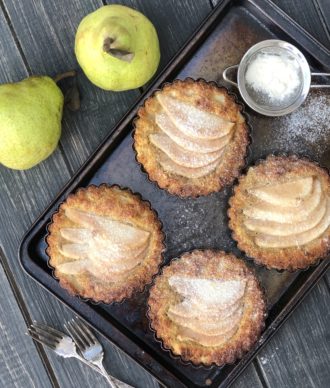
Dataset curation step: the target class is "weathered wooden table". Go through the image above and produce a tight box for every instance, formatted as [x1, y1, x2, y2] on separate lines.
[0, 1, 329, 387]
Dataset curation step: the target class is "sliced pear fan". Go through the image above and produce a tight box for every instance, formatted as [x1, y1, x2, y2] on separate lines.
[150, 133, 224, 168]
[168, 276, 246, 307]
[248, 177, 314, 207]
[64, 208, 150, 249]
[158, 151, 222, 179]
[60, 227, 148, 257]
[255, 199, 330, 248]
[156, 94, 234, 140]
[56, 259, 137, 282]
[168, 298, 242, 320]
[155, 111, 232, 153]
[244, 179, 322, 223]
[59, 242, 145, 268]
[58, 208, 151, 281]
[177, 324, 239, 347]
[244, 194, 327, 236]
[168, 304, 243, 336]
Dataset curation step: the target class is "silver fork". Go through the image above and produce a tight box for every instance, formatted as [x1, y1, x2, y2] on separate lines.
[65, 318, 120, 388]
[27, 322, 132, 387]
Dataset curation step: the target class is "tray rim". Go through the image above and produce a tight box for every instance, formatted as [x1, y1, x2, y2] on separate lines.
[19, 0, 330, 387]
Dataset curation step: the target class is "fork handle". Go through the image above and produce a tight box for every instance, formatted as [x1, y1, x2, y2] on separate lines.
[73, 355, 132, 387]
[93, 359, 118, 388]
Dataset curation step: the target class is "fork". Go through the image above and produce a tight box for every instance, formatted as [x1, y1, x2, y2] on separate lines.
[27, 322, 132, 387]
[65, 318, 120, 388]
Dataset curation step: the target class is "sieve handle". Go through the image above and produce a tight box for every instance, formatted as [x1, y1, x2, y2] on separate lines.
[310, 72, 330, 88]
[222, 65, 239, 87]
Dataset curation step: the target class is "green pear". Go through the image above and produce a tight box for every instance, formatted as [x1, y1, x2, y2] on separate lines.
[75, 4, 160, 91]
[0, 76, 63, 170]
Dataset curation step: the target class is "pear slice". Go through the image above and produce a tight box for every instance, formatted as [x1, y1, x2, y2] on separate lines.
[155, 112, 232, 153]
[60, 228, 92, 243]
[57, 259, 89, 275]
[56, 259, 135, 283]
[157, 94, 234, 139]
[59, 242, 146, 269]
[249, 177, 313, 207]
[59, 243, 89, 260]
[244, 194, 327, 236]
[244, 179, 322, 223]
[168, 304, 242, 336]
[168, 298, 242, 320]
[255, 198, 330, 248]
[149, 133, 224, 168]
[64, 208, 150, 250]
[177, 323, 239, 347]
[168, 276, 246, 307]
[60, 227, 148, 258]
[158, 151, 221, 179]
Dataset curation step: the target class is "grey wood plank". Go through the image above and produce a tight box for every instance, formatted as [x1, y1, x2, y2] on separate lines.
[256, 279, 330, 388]
[2, 0, 140, 173]
[272, 0, 330, 49]
[0, 252, 52, 388]
[231, 362, 264, 388]
[315, 0, 330, 35]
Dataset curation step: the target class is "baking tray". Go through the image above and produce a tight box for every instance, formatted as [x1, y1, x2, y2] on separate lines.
[19, 0, 330, 387]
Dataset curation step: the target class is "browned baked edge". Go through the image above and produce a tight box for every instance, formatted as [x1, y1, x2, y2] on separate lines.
[228, 155, 330, 271]
[133, 78, 250, 198]
[147, 250, 266, 366]
[46, 184, 165, 303]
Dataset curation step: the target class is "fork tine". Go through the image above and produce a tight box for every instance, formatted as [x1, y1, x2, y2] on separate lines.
[75, 318, 97, 344]
[30, 324, 61, 343]
[65, 321, 86, 351]
[27, 329, 56, 350]
[70, 319, 92, 347]
[31, 322, 64, 339]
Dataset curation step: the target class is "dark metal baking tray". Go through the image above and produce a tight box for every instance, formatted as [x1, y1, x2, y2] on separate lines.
[19, 0, 330, 387]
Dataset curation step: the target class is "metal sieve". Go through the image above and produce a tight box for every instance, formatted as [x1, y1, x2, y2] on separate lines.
[223, 40, 330, 116]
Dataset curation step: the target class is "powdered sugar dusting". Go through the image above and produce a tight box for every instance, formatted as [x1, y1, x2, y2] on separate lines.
[169, 276, 246, 306]
[262, 91, 330, 158]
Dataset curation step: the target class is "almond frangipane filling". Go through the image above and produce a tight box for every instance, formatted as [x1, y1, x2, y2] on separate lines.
[243, 176, 330, 248]
[167, 276, 246, 347]
[57, 207, 150, 282]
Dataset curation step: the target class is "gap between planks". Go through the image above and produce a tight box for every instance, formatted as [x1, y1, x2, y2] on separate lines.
[0, 246, 60, 388]
[0, 0, 32, 74]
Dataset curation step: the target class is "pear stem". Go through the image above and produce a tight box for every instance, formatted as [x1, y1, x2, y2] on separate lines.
[53, 70, 76, 83]
[103, 37, 134, 63]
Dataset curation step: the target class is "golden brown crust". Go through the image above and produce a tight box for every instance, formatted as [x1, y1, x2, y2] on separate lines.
[147, 250, 266, 366]
[46, 184, 165, 303]
[133, 78, 249, 197]
[228, 155, 330, 271]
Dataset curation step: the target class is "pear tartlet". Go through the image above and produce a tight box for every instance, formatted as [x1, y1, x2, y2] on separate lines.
[46, 185, 165, 303]
[228, 155, 330, 271]
[133, 78, 249, 197]
[148, 250, 266, 366]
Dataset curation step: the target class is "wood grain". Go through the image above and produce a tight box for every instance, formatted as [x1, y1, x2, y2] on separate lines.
[272, 0, 330, 49]
[256, 279, 330, 388]
[315, 0, 330, 39]
[0, 251, 52, 388]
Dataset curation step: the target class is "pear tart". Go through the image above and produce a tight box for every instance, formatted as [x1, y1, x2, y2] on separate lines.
[148, 250, 266, 366]
[134, 79, 249, 197]
[47, 185, 164, 303]
[228, 155, 330, 270]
